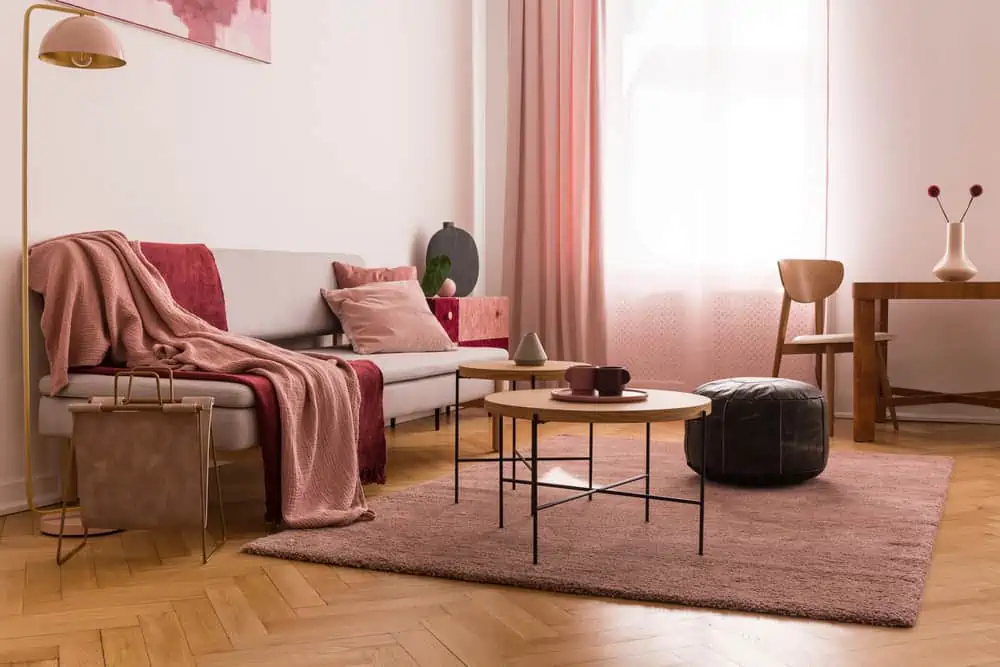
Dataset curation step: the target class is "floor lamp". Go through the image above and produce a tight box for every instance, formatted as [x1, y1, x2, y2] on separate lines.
[21, 4, 126, 537]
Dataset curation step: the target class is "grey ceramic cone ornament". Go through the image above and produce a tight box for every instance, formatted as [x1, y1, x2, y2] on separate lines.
[513, 332, 548, 366]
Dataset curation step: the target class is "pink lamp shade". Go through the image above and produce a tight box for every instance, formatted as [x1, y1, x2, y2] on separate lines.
[38, 15, 125, 69]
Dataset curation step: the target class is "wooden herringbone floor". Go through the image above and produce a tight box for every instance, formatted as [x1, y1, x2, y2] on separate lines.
[1, 410, 999, 667]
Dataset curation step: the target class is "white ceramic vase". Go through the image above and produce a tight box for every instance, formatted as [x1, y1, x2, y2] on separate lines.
[933, 222, 977, 282]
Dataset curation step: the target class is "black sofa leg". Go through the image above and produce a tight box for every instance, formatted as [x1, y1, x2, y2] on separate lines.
[435, 408, 441, 431]
[390, 418, 396, 429]
[446, 405, 451, 417]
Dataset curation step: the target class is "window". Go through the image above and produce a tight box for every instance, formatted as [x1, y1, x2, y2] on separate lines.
[603, 0, 828, 285]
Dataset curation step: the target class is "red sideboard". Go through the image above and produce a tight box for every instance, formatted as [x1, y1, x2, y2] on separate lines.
[427, 296, 509, 350]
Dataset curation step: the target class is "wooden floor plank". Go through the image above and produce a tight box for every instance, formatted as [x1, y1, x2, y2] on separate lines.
[423, 611, 503, 667]
[0, 570, 25, 616]
[59, 550, 98, 595]
[120, 533, 160, 574]
[138, 610, 197, 667]
[392, 629, 464, 667]
[204, 583, 269, 650]
[468, 590, 559, 641]
[262, 565, 324, 610]
[92, 536, 132, 589]
[56, 631, 105, 667]
[373, 644, 420, 666]
[22, 560, 60, 608]
[235, 572, 295, 624]
[100, 626, 150, 667]
[195, 634, 393, 667]
[171, 598, 232, 657]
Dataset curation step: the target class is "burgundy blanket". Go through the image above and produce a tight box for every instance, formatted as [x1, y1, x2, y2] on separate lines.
[69, 241, 386, 525]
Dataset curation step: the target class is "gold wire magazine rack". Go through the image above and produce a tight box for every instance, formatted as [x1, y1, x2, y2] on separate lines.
[57, 367, 226, 565]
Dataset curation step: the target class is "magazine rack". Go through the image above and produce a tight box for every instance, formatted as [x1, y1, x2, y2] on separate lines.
[58, 367, 226, 565]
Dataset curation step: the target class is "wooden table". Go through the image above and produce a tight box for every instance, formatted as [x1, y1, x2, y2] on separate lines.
[853, 281, 1000, 441]
[484, 388, 711, 564]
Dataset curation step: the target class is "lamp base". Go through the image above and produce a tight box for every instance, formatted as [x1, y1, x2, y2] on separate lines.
[39, 510, 122, 538]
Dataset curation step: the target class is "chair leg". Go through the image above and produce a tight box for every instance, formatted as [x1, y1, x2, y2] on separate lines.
[825, 347, 836, 438]
[772, 350, 783, 377]
[875, 343, 899, 432]
[815, 353, 823, 389]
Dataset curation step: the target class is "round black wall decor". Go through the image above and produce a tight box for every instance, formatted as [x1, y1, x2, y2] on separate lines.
[426, 221, 479, 297]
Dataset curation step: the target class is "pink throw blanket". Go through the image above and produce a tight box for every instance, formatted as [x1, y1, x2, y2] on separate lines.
[30, 230, 373, 529]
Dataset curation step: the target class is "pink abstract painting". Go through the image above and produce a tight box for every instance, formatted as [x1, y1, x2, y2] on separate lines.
[63, 0, 270, 63]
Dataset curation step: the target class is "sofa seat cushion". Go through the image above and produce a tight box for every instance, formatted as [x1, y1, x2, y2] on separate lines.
[303, 345, 509, 384]
[38, 373, 257, 409]
[37, 346, 509, 406]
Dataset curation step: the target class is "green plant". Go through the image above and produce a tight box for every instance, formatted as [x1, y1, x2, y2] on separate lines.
[421, 254, 452, 297]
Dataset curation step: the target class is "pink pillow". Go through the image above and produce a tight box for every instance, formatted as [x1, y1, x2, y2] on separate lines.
[332, 261, 417, 288]
[321, 280, 457, 354]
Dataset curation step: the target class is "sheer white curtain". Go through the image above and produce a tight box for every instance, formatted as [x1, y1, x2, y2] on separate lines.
[602, 0, 828, 389]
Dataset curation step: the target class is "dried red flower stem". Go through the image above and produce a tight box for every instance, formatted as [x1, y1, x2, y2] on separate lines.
[958, 198, 974, 223]
[933, 194, 949, 223]
[959, 184, 984, 223]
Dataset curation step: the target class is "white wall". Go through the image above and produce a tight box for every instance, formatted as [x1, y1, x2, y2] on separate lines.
[484, 0, 509, 299]
[827, 0, 1000, 423]
[0, 0, 475, 514]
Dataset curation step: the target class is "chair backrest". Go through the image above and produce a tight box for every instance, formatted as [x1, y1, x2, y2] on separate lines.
[776, 259, 845, 304]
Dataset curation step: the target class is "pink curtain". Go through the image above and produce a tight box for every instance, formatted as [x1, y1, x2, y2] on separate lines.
[502, 0, 607, 366]
[600, 1, 828, 391]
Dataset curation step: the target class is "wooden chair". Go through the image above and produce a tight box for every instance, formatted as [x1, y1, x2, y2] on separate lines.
[772, 259, 898, 436]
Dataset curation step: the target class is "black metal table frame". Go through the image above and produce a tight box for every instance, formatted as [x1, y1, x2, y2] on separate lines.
[514, 412, 707, 564]
[454, 371, 708, 565]
[453, 370, 595, 508]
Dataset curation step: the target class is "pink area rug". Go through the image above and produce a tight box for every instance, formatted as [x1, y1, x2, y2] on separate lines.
[242, 435, 952, 627]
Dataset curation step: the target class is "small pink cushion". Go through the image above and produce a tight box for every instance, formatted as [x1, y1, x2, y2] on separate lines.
[321, 281, 457, 354]
[332, 261, 418, 288]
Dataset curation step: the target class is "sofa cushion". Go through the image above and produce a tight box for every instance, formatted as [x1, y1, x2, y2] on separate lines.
[39, 373, 257, 408]
[332, 261, 417, 288]
[304, 345, 509, 384]
[37, 374, 503, 451]
[321, 281, 457, 354]
[37, 346, 509, 405]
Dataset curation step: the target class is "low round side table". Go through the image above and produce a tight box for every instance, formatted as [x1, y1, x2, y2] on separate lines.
[484, 388, 712, 564]
[454, 360, 581, 505]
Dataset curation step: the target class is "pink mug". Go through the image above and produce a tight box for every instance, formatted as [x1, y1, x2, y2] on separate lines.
[564, 365, 597, 395]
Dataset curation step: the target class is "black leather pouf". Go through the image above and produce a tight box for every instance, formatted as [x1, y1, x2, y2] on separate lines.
[684, 377, 828, 486]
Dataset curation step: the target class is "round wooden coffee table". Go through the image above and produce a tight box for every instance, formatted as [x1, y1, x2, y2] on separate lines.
[453, 360, 584, 506]
[484, 388, 712, 564]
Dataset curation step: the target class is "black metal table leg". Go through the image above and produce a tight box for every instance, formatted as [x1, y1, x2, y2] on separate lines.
[644, 422, 651, 522]
[511, 381, 517, 490]
[588, 423, 594, 501]
[453, 370, 460, 504]
[699, 411, 706, 555]
[531, 413, 539, 564]
[498, 412, 504, 528]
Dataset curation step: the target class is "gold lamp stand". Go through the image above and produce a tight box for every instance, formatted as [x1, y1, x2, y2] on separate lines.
[21, 4, 126, 537]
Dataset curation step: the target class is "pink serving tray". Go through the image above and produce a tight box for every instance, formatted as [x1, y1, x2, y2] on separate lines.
[550, 388, 648, 403]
